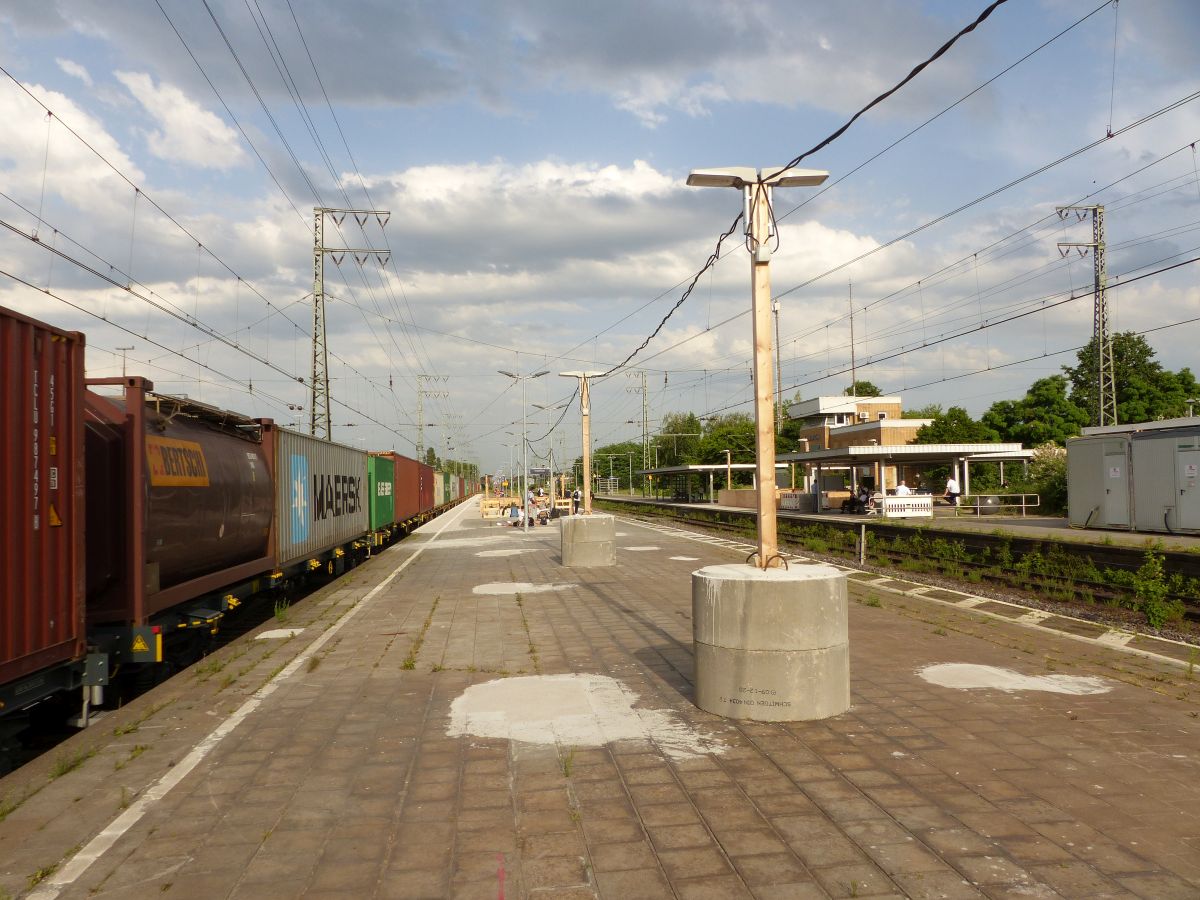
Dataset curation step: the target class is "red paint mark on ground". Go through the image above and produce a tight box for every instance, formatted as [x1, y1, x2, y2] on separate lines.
[496, 852, 506, 900]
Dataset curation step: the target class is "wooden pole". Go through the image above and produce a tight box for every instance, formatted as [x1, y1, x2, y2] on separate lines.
[748, 183, 779, 567]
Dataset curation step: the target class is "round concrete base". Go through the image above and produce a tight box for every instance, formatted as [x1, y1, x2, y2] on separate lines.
[560, 514, 616, 567]
[692, 563, 849, 722]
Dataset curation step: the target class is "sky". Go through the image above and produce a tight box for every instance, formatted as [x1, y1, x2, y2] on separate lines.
[1, 0, 1198, 478]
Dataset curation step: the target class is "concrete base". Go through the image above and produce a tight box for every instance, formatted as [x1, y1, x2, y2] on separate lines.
[692, 563, 849, 721]
[560, 514, 616, 567]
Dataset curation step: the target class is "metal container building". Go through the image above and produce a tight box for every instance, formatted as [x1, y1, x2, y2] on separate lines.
[271, 426, 368, 568]
[1131, 426, 1200, 534]
[433, 471, 446, 508]
[0, 307, 87, 701]
[367, 453, 395, 536]
[1066, 434, 1131, 529]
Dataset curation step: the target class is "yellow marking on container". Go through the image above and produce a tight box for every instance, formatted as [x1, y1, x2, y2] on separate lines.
[155, 632, 162, 661]
[48, 504, 62, 527]
[131, 634, 150, 653]
[145, 436, 210, 487]
[49, 436, 57, 455]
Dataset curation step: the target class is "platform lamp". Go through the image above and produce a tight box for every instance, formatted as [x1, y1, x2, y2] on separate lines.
[499, 370, 549, 532]
[559, 371, 605, 514]
[687, 166, 828, 568]
[533, 402, 568, 511]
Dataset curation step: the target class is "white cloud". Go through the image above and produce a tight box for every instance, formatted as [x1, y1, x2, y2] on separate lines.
[55, 57, 91, 86]
[115, 71, 245, 170]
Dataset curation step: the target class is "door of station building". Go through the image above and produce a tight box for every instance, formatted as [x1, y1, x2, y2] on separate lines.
[1178, 448, 1200, 530]
[1103, 447, 1130, 527]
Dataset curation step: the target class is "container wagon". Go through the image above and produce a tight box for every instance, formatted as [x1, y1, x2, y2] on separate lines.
[367, 453, 396, 546]
[1, 309, 87, 728]
[268, 424, 370, 578]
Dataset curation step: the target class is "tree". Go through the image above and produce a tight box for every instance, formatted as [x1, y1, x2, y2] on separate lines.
[914, 406, 999, 444]
[844, 380, 882, 397]
[697, 414, 756, 485]
[656, 412, 703, 467]
[1064, 332, 1200, 424]
[981, 375, 1089, 446]
[423, 447, 439, 468]
[902, 403, 943, 419]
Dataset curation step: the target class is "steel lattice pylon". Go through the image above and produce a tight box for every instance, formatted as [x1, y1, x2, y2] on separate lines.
[1057, 204, 1115, 427]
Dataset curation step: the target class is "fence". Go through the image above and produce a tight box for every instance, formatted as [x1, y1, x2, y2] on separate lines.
[877, 495, 933, 519]
[954, 494, 1041, 517]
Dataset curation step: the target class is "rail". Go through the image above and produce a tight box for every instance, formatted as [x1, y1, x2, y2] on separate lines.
[954, 493, 1041, 517]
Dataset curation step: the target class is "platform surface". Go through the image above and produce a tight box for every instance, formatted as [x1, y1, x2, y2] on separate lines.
[3, 497, 1199, 899]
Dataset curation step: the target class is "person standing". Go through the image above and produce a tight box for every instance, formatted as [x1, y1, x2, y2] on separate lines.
[572, 487, 582, 514]
[895, 481, 912, 496]
[944, 475, 960, 506]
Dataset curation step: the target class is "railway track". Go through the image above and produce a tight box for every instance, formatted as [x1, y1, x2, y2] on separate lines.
[598, 498, 1200, 628]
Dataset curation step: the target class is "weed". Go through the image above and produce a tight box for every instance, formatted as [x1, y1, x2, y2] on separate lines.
[1187, 649, 1198, 682]
[568, 807, 581, 822]
[560, 747, 576, 778]
[27, 863, 57, 889]
[932, 627, 948, 636]
[119, 786, 131, 810]
[273, 598, 290, 623]
[219, 674, 235, 691]
[861, 595, 882, 608]
[306, 656, 321, 673]
[50, 747, 95, 780]
[160, 883, 172, 892]
[1044, 657, 1058, 671]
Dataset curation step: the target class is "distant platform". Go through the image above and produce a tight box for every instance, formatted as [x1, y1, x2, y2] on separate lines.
[596, 493, 1200, 552]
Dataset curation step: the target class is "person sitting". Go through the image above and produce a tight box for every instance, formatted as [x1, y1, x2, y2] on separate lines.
[508, 504, 522, 527]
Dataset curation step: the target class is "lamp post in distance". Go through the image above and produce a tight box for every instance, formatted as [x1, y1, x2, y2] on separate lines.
[499, 370, 549, 532]
[559, 371, 605, 515]
[532, 402, 567, 510]
[687, 165, 828, 568]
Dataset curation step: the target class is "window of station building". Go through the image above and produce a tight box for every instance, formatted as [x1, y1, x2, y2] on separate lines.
[878, 412, 888, 420]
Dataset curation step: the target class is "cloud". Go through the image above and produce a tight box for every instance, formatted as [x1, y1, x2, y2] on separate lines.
[115, 71, 245, 169]
[55, 57, 91, 86]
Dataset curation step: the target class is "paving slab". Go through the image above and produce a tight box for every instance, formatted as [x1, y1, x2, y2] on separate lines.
[1, 497, 1198, 899]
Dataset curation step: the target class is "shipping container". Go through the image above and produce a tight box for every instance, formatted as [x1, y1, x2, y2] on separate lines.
[367, 454, 395, 533]
[1131, 427, 1200, 534]
[272, 426, 369, 568]
[392, 453, 422, 524]
[1066, 434, 1131, 529]
[417, 460, 435, 515]
[85, 380, 275, 624]
[0, 307, 87, 698]
[433, 470, 446, 507]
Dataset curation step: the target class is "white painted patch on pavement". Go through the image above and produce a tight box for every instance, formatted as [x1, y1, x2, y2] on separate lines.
[918, 663, 1111, 695]
[473, 582, 569, 595]
[447, 673, 724, 759]
[669, 556, 699, 561]
[255, 629, 302, 640]
[623, 546, 660, 552]
[475, 548, 538, 558]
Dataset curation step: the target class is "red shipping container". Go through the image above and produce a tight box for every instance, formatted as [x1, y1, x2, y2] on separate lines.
[0, 307, 87, 691]
[391, 453, 422, 525]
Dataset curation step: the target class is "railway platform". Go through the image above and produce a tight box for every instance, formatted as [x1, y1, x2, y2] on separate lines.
[2, 497, 1199, 899]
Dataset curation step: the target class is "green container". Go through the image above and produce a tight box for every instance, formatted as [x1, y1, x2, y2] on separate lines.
[368, 454, 395, 531]
[441, 471, 451, 503]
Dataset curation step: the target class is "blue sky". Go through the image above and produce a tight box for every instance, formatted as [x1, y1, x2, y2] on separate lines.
[1, 0, 1198, 475]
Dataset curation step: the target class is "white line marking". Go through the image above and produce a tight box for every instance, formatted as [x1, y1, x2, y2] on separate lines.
[29, 500, 474, 900]
[1016, 610, 1053, 624]
[1097, 630, 1135, 647]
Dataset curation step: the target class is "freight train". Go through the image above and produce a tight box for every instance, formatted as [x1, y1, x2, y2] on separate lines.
[0, 305, 470, 754]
